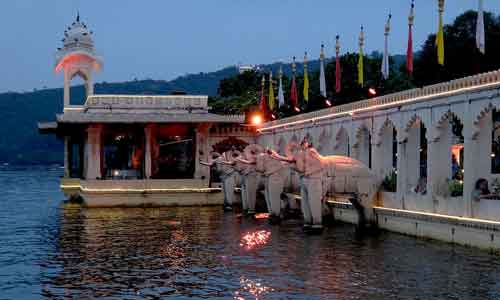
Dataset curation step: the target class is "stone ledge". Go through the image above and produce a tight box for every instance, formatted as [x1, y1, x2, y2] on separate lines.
[375, 207, 500, 232]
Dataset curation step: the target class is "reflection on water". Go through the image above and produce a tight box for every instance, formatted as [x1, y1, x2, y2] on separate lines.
[1, 167, 500, 299]
[240, 230, 271, 250]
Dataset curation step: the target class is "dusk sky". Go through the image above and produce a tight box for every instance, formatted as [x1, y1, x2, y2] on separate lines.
[1, 0, 499, 92]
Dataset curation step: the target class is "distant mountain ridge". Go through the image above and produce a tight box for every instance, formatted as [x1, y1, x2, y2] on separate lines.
[0, 54, 405, 164]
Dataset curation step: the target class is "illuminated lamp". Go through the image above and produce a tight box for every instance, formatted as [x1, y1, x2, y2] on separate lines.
[250, 114, 263, 126]
[325, 99, 332, 107]
[368, 87, 377, 97]
[294, 106, 301, 112]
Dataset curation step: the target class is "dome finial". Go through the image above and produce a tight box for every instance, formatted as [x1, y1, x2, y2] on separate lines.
[76, 11, 80, 22]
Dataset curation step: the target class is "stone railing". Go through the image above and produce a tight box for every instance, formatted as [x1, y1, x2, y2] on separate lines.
[261, 69, 500, 131]
[84, 95, 209, 110]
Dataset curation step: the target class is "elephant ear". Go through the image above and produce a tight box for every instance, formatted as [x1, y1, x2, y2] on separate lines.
[227, 150, 242, 163]
[285, 142, 298, 159]
[244, 144, 264, 160]
[206, 152, 221, 165]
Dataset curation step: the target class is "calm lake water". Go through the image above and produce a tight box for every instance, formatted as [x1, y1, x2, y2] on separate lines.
[1, 167, 500, 300]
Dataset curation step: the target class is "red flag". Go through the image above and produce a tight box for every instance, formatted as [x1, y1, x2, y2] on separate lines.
[407, 2, 415, 75]
[260, 89, 269, 119]
[407, 25, 413, 75]
[335, 56, 341, 93]
[335, 35, 342, 94]
[260, 75, 268, 117]
[260, 94, 268, 117]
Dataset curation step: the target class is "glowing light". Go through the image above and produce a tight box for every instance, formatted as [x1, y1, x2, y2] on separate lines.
[271, 114, 276, 120]
[492, 153, 496, 158]
[325, 100, 332, 107]
[251, 114, 263, 126]
[254, 213, 269, 219]
[368, 87, 377, 96]
[240, 230, 271, 250]
[294, 106, 301, 112]
[113, 170, 120, 176]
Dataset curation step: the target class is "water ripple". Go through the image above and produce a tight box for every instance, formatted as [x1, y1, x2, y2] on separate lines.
[0, 167, 500, 299]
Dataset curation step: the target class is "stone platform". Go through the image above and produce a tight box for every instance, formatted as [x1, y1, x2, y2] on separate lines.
[61, 178, 224, 207]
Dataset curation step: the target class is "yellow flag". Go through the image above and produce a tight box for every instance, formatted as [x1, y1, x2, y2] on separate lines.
[436, 0, 445, 65]
[358, 26, 365, 86]
[268, 72, 275, 110]
[303, 52, 309, 102]
[436, 11, 445, 65]
[358, 47, 364, 86]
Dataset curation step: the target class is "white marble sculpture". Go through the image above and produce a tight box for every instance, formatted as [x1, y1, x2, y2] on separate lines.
[234, 144, 264, 215]
[201, 151, 239, 211]
[271, 138, 378, 230]
[256, 150, 290, 223]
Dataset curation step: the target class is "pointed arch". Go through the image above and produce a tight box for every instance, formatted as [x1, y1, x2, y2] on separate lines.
[352, 124, 372, 167]
[317, 127, 333, 155]
[335, 126, 350, 156]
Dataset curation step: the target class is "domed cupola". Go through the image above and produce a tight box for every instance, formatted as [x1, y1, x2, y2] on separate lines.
[55, 13, 103, 108]
[62, 13, 95, 49]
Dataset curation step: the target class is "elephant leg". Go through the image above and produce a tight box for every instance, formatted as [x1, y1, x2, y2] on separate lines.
[349, 195, 367, 227]
[246, 175, 257, 214]
[222, 175, 235, 210]
[300, 181, 312, 226]
[264, 177, 273, 214]
[306, 178, 323, 228]
[268, 174, 284, 218]
[240, 178, 248, 212]
[356, 179, 378, 225]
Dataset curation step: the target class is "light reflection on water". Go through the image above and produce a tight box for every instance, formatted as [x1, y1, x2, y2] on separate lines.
[240, 230, 271, 250]
[1, 167, 500, 299]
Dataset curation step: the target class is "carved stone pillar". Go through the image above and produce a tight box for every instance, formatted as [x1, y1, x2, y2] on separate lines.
[396, 137, 407, 210]
[85, 125, 102, 180]
[464, 111, 492, 218]
[144, 125, 153, 179]
[195, 123, 211, 182]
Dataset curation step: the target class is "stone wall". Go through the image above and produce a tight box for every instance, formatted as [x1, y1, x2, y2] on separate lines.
[257, 70, 500, 222]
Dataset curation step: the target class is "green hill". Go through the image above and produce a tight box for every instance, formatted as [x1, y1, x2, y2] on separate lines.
[0, 66, 239, 164]
[0, 56, 395, 165]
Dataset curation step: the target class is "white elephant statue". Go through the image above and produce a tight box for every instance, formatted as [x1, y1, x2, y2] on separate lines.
[255, 150, 291, 223]
[200, 151, 239, 211]
[237, 146, 291, 223]
[233, 144, 264, 215]
[271, 138, 378, 231]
